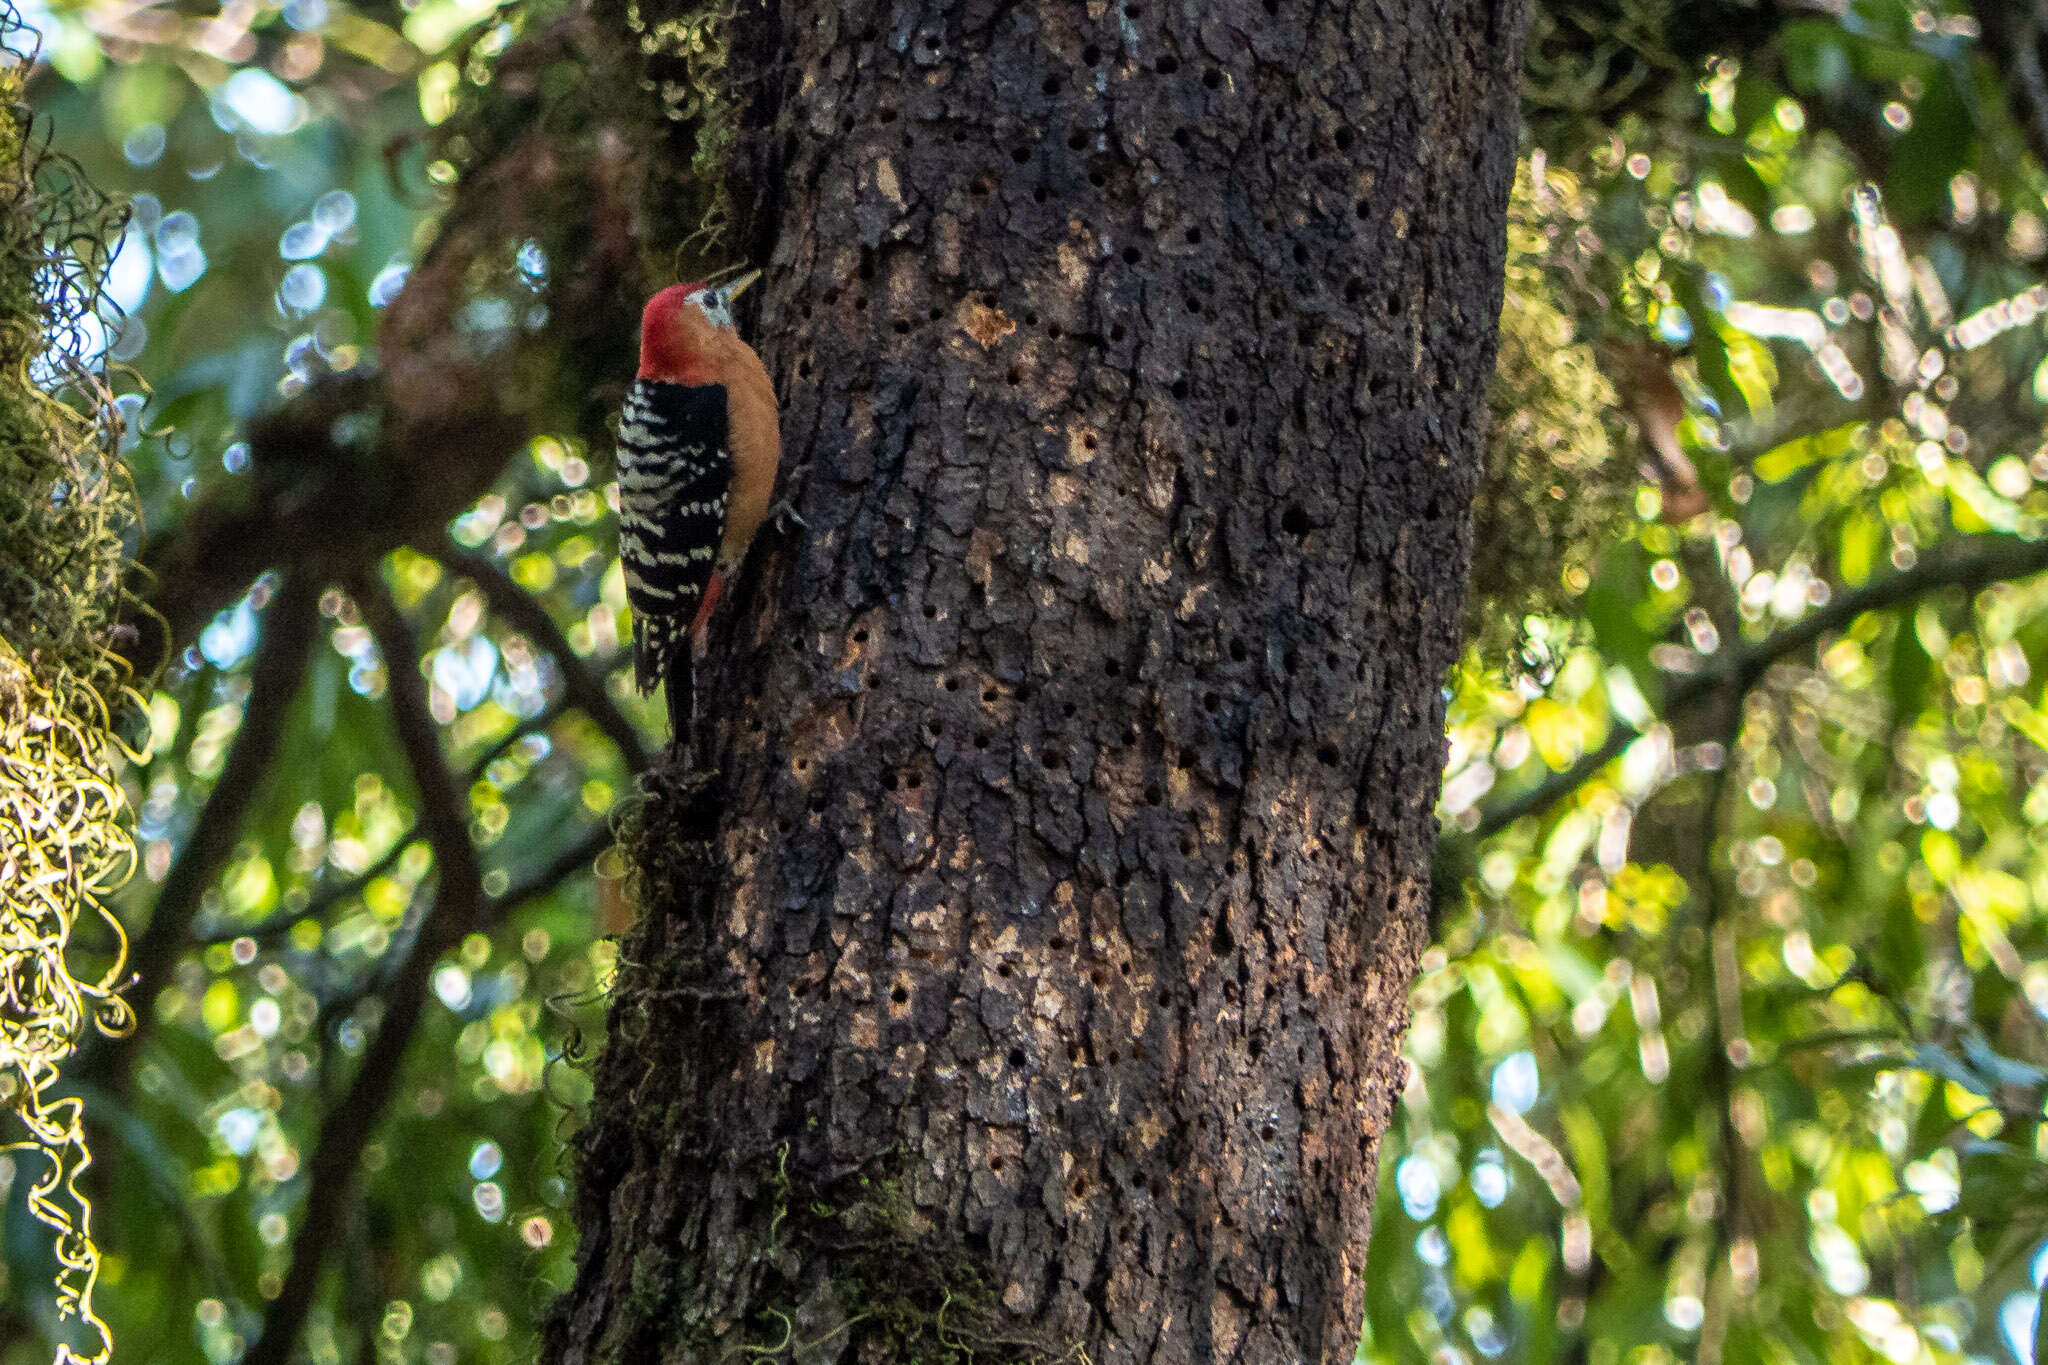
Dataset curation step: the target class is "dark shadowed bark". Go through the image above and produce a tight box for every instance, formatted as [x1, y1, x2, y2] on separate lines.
[547, 1, 1525, 1361]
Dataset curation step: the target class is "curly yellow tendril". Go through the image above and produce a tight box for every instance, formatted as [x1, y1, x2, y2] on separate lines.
[0, 656, 137, 1365]
[1, 7, 148, 1359]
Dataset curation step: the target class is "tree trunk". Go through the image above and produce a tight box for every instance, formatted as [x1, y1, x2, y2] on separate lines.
[546, 1, 1525, 1361]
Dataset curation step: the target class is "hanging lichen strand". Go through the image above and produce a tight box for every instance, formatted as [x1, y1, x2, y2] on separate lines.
[0, 7, 142, 1361]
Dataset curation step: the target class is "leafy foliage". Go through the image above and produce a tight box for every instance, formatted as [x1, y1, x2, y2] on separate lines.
[1370, 5, 2048, 1364]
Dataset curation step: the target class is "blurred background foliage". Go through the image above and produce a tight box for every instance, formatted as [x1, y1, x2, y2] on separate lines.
[10, 0, 2048, 1362]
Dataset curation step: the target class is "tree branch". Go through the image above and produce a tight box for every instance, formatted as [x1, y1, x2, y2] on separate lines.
[244, 573, 484, 1365]
[1466, 532, 2048, 842]
[431, 541, 652, 771]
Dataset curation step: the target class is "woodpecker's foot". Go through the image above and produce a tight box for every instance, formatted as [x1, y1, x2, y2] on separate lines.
[768, 496, 807, 534]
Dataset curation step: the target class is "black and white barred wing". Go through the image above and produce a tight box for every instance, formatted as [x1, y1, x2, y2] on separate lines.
[615, 380, 732, 695]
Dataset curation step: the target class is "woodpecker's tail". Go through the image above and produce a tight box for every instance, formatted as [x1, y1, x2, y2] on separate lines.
[663, 651, 696, 744]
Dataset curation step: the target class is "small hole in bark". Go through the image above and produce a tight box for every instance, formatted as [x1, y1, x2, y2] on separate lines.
[1202, 691, 1220, 712]
[1249, 1037, 1265, 1061]
[1068, 129, 1088, 151]
[1203, 69, 1222, 90]
[1335, 127, 1353, 151]
[853, 628, 869, 643]
[883, 772, 898, 791]
[891, 985, 909, 1003]
[1185, 226, 1202, 245]
[921, 603, 937, 618]
[1123, 730, 1137, 746]
[809, 795, 827, 813]
[857, 258, 874, 281]
[1223, 407, 1239, 427]
[1013, 146, 1031, 164]
[1043, 750, 1063, 770]
[798, 359, 814, 378]
[1173, 127, 1191, 148]
[906, 773, 922, 790]
[1118, 1226, 1133, 1244]
[1009, 1047, 1028, 1068]
[971, 177, 991, 195]
[1370, 375, 1391, 398]
[991, 1155, 1006, 1171]
[945, 676, 961, 691]
[1067, 1044, 1083, 1062]
[1354, 199, 1370, 219]
[974, 734, 990, 749]
[1181, 837, 1197, 856]
[893, 320, 910, 334]
[929, 305, 945, 320]
[776, 818, 792, 833]
[1007, 367, 1022, 385]
[1033, 186, 1049, 203]
[878, 107, 897, 123]
[1106, 1051, 1119, 1066]
[1260, 1124, 1276, 1142]
[1281, 504, 1310, 536]
[1343, 279, 1363, 305]
[1043, 75, 1063, 95]
[1229, 638, 1248, 662]
[1317, 745, 1340, 766]
[1089, 169, 1106, 188]
[1264, 0, 1279, 11]
[1284, 649, 1300, 674]
[983, 687, 998, 702]
[1047, 322, 1062, 338]
[1103, 658, 1120, 677]
[1170, 379, 1189, 399]
[1212, 916, 1235, 957]
[1122, 245, 1141, 265]
[954, 130, 968, 144]
[853, 295, 868, 311]
[1082, 43, 1101, 64]
[998, 963, 1013, 978]
[1049, 934, 1068, 950]
[1145, 783, 1163, 805]
[1155, 54, 1178, 74]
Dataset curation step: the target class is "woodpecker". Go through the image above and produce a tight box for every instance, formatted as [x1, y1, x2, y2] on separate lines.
[616, 270, 782, 736]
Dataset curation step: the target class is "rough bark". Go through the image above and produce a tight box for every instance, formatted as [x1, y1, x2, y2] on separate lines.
[548, 1, 1525, 1362]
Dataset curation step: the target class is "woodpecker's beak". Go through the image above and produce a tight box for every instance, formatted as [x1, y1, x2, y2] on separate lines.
[713, 269, 761, 309]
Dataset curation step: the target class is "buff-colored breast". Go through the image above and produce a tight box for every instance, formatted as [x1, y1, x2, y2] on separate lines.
[718, 332, 782, 571]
